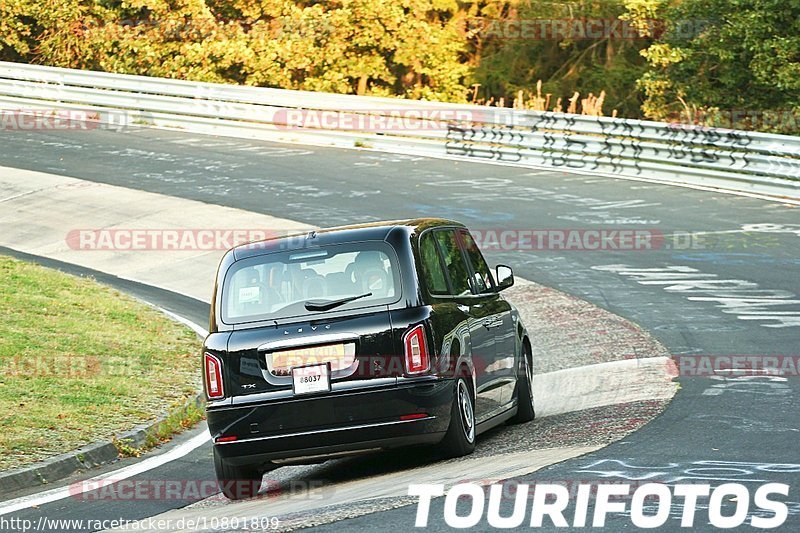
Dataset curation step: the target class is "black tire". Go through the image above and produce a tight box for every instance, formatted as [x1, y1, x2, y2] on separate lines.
[214, 447, 263, 500]
[508, 343, 536, 424]
[439, 376, 476, 458]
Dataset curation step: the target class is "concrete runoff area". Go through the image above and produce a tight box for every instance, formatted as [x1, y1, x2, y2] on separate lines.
[0, 167, 312, 302]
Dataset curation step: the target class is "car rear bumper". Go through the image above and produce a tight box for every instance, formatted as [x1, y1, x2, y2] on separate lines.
[208, 377, 453, 466]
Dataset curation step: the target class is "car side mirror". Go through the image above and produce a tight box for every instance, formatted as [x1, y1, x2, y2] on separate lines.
[495, 265, 514, 291]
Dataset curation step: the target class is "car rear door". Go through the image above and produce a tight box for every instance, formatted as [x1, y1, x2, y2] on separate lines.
[416, 230, 472, 377]
[429, 228, 504, 422]
[457, 229, 517, 408]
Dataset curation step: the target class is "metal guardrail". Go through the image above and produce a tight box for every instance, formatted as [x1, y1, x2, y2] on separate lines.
[0, 61, 798, 200]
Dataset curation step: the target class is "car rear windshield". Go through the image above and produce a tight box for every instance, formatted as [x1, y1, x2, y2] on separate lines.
[221, 241, 401, 324]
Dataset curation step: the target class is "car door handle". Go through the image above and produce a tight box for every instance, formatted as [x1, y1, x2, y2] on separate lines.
[484, 319, 503, 330]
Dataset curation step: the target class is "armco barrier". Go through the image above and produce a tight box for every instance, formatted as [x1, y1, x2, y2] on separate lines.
[0, 61, 798, 201]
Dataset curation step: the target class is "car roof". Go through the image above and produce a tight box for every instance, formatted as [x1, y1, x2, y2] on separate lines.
[231, 217, 465, 260]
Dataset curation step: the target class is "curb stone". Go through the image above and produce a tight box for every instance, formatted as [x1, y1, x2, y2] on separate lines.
[0, 393, 205, 498]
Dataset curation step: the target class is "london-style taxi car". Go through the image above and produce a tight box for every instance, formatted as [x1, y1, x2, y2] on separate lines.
[203, 219, 535, 499]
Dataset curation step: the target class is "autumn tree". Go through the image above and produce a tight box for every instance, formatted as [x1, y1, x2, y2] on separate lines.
[627, 0, 800, 132]
[2, 0, 798, 131]
[468, 0, 650, 116]
[0, 0, 472, 101]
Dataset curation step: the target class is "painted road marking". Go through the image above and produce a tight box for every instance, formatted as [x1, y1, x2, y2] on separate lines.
[593, 264, 800, 328]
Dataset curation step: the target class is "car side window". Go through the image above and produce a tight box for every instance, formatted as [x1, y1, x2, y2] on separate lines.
[458, 230, 494, 293]
[433, 230, 471, 296]
[419, 232, 448, 295]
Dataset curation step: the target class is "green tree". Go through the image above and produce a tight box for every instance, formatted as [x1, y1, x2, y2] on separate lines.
[469, 0, 650, 116]
[232, 0, 470, 100]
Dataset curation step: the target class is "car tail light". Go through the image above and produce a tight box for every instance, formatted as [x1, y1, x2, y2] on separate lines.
[204, 352, 225, 399]
[403, 324, 430, 375]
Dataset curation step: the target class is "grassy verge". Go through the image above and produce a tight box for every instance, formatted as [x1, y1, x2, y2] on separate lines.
[0, 255, 202, 471]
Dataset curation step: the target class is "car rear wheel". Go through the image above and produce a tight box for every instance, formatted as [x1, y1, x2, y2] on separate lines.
[509, 343, 535, 424]
[439, 377, 476, 457]
[214, 448, 263, 500]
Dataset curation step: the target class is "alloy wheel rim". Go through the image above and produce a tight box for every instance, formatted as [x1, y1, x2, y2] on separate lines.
[457, 380, 475, 443]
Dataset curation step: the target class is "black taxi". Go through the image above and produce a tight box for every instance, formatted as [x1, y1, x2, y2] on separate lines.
[203, 219, 535, 499]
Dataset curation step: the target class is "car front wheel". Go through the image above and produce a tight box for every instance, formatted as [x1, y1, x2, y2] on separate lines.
[214, 448, 263, 500]
[439, 377, 476, 457]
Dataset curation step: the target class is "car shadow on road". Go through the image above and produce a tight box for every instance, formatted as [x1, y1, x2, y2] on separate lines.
[248, 398, 668, 499]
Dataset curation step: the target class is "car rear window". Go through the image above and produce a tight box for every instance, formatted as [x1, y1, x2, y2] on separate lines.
[221, 241, 401, 323]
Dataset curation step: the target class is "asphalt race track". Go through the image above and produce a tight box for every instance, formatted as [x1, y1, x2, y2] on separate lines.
[1, 125, 799, 531]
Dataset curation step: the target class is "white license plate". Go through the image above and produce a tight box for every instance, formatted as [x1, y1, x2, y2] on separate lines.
[292, 363, 331, 395]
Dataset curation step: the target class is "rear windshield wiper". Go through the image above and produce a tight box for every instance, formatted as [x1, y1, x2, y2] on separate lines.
[304, 292, 373, 312]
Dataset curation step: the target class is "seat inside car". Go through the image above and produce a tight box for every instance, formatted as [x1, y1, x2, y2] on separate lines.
[303, 272, 326, 299]
[234, 266, 269, 315]
[353, 251, 390, 297]
[325, 271, 353, 297]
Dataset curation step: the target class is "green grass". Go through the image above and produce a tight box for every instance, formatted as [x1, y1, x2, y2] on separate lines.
[0, 255, 202, 471]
